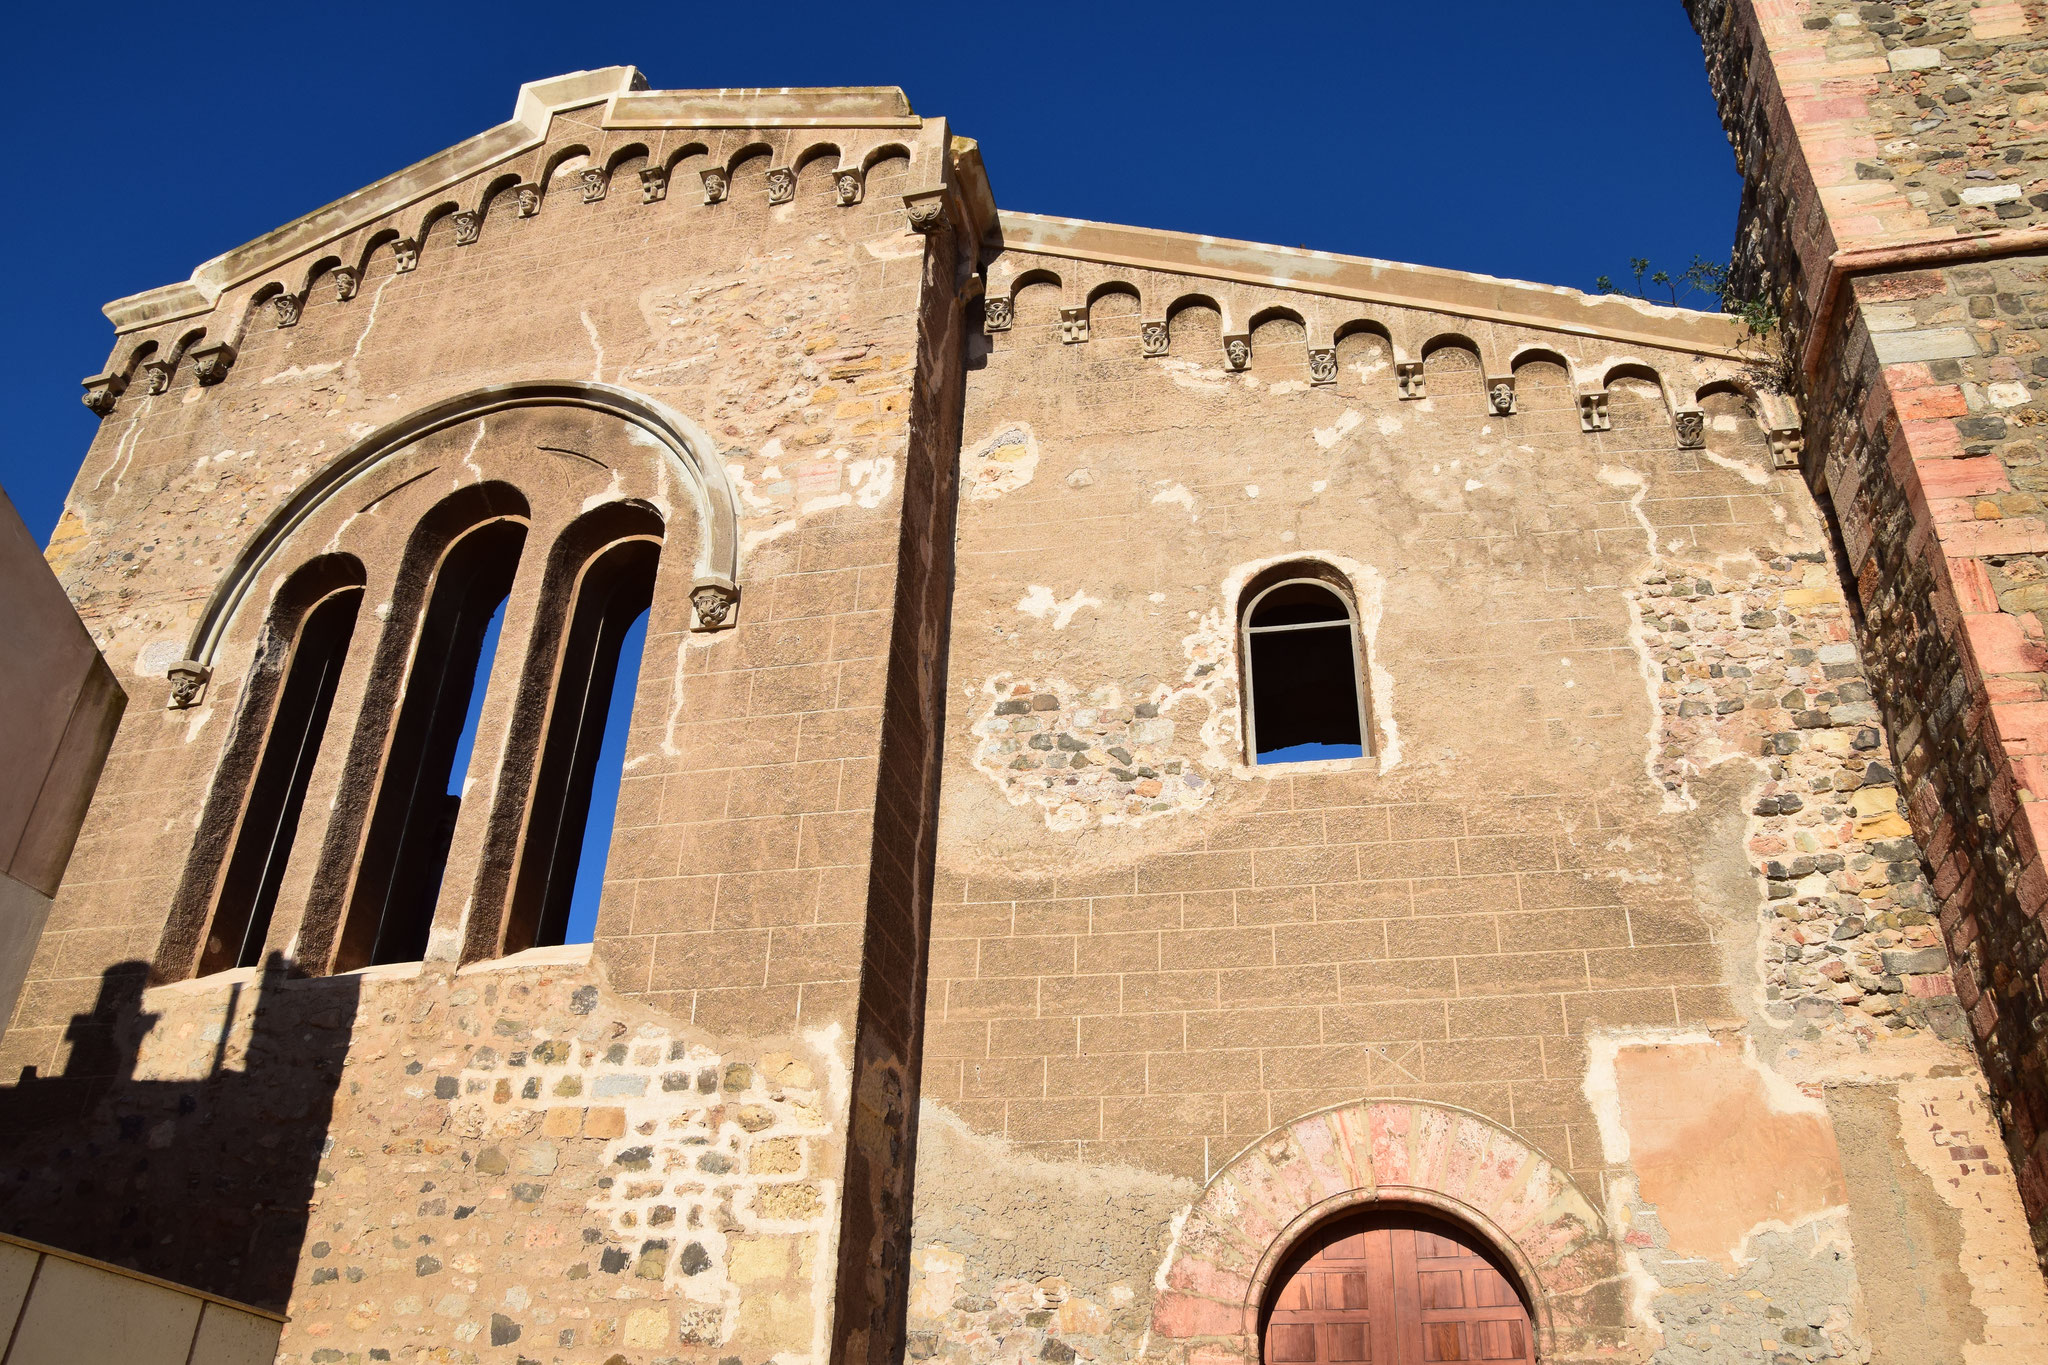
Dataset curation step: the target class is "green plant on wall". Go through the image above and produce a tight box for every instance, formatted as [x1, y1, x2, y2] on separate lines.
[1598, 253, 1788, 391]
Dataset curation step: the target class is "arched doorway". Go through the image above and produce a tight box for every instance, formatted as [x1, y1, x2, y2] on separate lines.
[1260, 1207, 1535, 1365]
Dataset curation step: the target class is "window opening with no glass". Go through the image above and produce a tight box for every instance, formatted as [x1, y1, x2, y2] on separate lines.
[1242, 572, 1370, 765]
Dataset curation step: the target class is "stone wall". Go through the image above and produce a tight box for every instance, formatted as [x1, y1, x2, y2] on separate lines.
[1690, 0, 2048, 1256]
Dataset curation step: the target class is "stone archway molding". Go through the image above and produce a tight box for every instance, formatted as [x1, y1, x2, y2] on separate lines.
[1146, 1099, 1616, 1365]
[180, 380, 744, 667]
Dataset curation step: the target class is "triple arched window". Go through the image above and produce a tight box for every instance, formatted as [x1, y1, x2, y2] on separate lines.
[1240, 565, 1373, 765]
[166, 485, 661, 980]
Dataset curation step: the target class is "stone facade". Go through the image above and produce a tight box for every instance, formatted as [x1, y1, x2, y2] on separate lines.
[8, 31, 2048, 1365]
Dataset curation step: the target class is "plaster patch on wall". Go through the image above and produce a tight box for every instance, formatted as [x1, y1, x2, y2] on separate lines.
[725, 443, 885, 555]
[1312, 410, 1362, 449]
[1150, 483, 1198, 522]
[1016, 585, 1099, 631]
[963, 424, 1040, 501]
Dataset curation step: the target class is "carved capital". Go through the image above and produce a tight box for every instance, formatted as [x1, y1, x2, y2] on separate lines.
[1309, 348, 1338, 386]
[1768, 425, 1805, 469]
[766, 166, 796, 204]
[902, 188, 947, 234]
[141, 359, 172, 395]
[1674, 407, 1706, 449]
[1060, 307, 1090, 345]
[1140, 320, 1169, 357]
[983, 295, 1013, 332]
[1223, 334, 1251, 371]
[272, 293, 302, 328]
[392, 238, 420, 273]
[579, 167, 608, 203]
[191, 343, 237, 387]
[452, 210, 481, 245]
[1396, 361, 1425, 400]
[638, 166, 668, 203]
[514, 182, 542, 217]
[333, 266, 361, 301]
[1579, 391, 1611, 432]
[167, 660, 211, 710]
[701, 167, 729, 204]
[833, 167, 864, 206]
[1486, 376, 1515, 415]
[81, 374, 125, 416]
[690, 577, 741, 632]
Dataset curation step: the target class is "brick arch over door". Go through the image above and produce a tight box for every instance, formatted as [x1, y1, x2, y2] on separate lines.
[1146, 1101, 1625, 1365]
[177, 380, 743, 670]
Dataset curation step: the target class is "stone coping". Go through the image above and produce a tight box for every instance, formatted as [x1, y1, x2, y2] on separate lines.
[0, 1230, 287, 1322]
[994, 211, 1753, 358]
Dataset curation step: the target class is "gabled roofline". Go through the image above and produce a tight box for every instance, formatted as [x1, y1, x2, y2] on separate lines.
[993, 212, 1751, 358]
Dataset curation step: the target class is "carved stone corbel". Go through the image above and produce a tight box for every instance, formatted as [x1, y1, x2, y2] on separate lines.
[1486, 376, 1516, 415]
[1060, 307, 1090, 344]
[701, 167, 729, 204]
[272, 293, 302, 328]
[452, 210, 482, 245]
[1140, 320, 1169, 357]
[514, 183, 542, 217]
[579, 167, 608, 203]
[766, 167, 796, 204]
[191, 343, 237, 387]
[1674, 407, 1706, 449]
[638, 166, 668, 203]
[81, 374, 125, 416]
[902, 188, 948, 234]
[833, 167, 864, 206]
[983, 295, 1014, 332]
[141, 359, 173, 395]
[392, 238, 420, 273]
[1396, 361, 1425, 400]
[1223, 334, 1251, 371]
[690, 577, 741, 632]
[1768, 426, 1805, 469]
[1308, 348, 1338, 385]
[167, 660, 211, 709]
[1579, 391, 1611, 432]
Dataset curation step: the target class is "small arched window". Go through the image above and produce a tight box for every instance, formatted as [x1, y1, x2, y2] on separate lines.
[1241, 570, 1370, 765]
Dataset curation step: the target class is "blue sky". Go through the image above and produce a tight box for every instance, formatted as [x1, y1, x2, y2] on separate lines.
[0, 2, 1741, 941]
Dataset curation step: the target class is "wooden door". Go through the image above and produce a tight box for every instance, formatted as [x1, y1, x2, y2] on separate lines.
[1261, 1210, 1535, 1365]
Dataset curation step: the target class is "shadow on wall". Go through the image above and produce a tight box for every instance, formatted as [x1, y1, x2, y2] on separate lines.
[0, 954, 358, 1312]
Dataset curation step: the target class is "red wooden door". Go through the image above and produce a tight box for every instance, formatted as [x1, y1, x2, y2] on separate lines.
[1261, 1211, 1535, 1365]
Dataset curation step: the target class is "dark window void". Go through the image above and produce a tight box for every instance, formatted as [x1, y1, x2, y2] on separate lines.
[338, 519, 525, 970]
[200, 586, 361, 975]
[1244, 579, 1367, 764]
[505, 539, 658, 954]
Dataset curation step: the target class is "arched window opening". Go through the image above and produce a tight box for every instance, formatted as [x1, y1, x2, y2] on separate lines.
[1261, 1208, 1535, 1365]
[337, 518, 525, 970]
[199, 581, 362, 976]
[1242, 572, 1370, 764]
[504, 537, 659, 954]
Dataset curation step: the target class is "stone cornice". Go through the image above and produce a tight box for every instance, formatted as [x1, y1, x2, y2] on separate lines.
[993, 212, 1752, 359]
[101, 73, 932, 334]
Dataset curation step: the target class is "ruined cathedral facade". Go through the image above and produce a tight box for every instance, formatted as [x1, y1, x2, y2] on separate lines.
[10, 2, 2048, 1362]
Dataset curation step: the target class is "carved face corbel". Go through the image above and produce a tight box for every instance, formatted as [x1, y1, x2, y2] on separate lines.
[272, 293, 302, 328]
[833, 168, 864, 206]
[81, 374, 125, 416]
[1579, 391, 1611, 432]
[451, 210, 482, 245]
[1486, 377, 1516, 415]
[1060, 307, 1090, 345]
[1140, 320, 1169, 357]
[1223, 334, 1251, 371]
[690, 578, 741, 632]
[191, 343, 237, 387]
[639, 166, 668, 203]
[167, 660, 211, 709]
[701, 167, 730, 204]
[514, 183, 542, 217]
[1396, 361, 1425, 399]
[141, 359, 173, 395]
[1674, 407, 1706, 449]
[1309, 348, 1339, 385]
[766, 167, 796, 204]
[333, 266, 361, 301]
